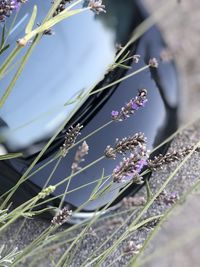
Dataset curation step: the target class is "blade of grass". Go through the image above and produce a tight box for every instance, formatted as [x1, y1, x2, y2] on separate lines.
[0, 152, 23, 160]
[25, 5, 37, 34]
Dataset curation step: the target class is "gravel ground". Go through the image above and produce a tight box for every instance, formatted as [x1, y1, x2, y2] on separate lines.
[1, 0, 200, 266]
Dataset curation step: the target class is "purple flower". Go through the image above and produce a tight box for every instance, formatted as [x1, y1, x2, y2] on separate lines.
[112, 152, 149, 183]
[131, 101, 139, 110]
[111, 89, 148, 121]
[111, 110, 119, 120]
[140, 98, 148, 107]
[135, 159, 147, 173]
[12, 0, 20, 10]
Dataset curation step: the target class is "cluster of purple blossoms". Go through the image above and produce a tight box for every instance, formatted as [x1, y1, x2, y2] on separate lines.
[0, 0, 26, 22]
[112, 153, 148, 183]
[111, 89, 148, 121]
[105, 132, 149, 183]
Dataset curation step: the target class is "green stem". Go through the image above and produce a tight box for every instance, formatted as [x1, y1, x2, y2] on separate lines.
[43, 157, 62, 188]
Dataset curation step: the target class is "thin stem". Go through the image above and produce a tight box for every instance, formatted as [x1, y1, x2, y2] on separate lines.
[43, 157, 62, 188]
[55, 155, 105, 188]
[32, 175, 110, 209]
[89, 65, 149, 95]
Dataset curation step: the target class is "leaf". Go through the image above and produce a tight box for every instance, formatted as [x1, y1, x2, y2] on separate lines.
[90, 169, 105, 199]
[145, 178, 153, 201]
[64, 89, 85, 106]
[91, 180, 113, 200]
[0, 44, 10, 55]
[0, 24, 6, 49]
[0, 25, 10, 55]
[25, 8, 86, 41]
[25, 5, 38, 34]
[0, 152, 23, 160]
[117, 63, 131, 70]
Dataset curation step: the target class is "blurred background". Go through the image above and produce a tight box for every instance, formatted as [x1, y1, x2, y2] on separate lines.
[145, 0, 200, 121]
[141, 1, 200, 266]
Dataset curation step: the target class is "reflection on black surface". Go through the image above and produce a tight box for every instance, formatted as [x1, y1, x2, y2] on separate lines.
[0, 0, 138, 150]
[0, 0, 179, 211]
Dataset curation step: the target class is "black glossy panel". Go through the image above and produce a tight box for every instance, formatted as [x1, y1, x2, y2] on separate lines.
[0, 0, 179, 211]
[16, 26, 178, 211]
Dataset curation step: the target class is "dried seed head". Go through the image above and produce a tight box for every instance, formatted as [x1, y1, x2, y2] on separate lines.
[124, 241, 142, 254]
[52, 0, 73, 16]
[122, 196, 146, 208]
[105, 132, 147, 159]
[71, 141, 89, 173]
[104, 146, 116, 159]
[147, 146, 197, 171]
[60, 124, 83, 157]
[149, 57, 159, 68]
[156, 190, 179, 205]
[51, 207, 72, 226]
[160, 48, 173, 62]
[166, 191, 179, 204]
[111, 89, 148, 121]
[105, 217, 124, 229]
[133, 54, 140, 64]
[88, 0, 106, 15]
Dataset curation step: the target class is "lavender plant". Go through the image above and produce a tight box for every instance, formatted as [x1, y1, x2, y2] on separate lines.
[0, 0, 197, 266]
[111, 89, 148, 121]
[51, 207, 72, 226]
